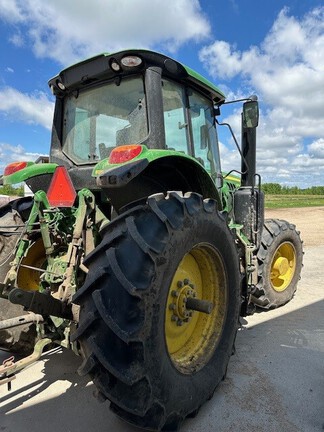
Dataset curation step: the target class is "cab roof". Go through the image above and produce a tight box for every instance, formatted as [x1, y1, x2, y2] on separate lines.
[49, 49, 225, 104]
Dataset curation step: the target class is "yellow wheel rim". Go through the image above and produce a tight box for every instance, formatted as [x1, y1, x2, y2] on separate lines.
[165, 244, 227, 374]
[17, 238, 46, 291]
[270, 242, 296, 292]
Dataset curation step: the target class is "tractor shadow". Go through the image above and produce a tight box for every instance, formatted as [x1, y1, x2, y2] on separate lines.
[0, 346, 142, 432]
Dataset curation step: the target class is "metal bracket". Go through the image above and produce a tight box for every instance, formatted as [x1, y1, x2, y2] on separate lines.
[7, 286, 73, 320]
[0, 338, 53, 390]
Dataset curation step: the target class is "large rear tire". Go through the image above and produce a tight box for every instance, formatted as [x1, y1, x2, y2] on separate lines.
[252, 219, 303, 309]
[72, 192, 241, 431]
[0, 206, 37, 355]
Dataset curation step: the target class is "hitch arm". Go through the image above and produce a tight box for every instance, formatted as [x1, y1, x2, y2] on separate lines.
[0, 312, 43, 330]
[0, 338, 52, 390]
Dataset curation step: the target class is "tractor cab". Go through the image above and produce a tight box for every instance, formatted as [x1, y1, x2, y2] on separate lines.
[48, 50, 225, 195]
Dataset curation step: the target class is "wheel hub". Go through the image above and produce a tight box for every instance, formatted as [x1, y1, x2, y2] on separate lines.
[165, 246, 227, 373]
[272, 256, 290, 276]
[169, 279, 196, 325]
[270, 241, 297, 292]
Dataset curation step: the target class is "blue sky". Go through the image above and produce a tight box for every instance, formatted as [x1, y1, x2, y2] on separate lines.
[0, 0, 323, 187]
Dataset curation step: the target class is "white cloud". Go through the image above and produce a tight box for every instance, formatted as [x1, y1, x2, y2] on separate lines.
[199, 41, 243, 80]
[0, 87, 54, 130]
[0, 0, 24, 22]
[0, 142, 43, 172]
[9, 32, 24, 47]
[0, 0, 211, 64]
[200, 6, 324, 187]
[218, 141, 240, 174]
[308, 139, 324, 159]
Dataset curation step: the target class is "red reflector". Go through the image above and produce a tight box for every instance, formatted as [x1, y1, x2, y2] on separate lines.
[108, 145, 142, 164]
[4, 161, 28, 176]
[47, 166, 76, 207]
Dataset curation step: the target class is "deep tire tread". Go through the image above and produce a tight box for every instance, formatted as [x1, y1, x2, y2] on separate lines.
[77, 352, 97, 376]
[92, 289, 141, 343]
[105, 248, 139, 296]
[70, 309, 99, 342]
[86, 335, 144, 385]
[95, 375, 152, 416]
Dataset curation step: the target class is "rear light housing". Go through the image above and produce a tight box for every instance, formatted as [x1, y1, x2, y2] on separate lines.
[47, 166, 76, 207]
[4, 161, 30, 176]
[109, 145, 142, 164]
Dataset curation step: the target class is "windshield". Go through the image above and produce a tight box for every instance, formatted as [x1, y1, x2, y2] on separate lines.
[62, 76, 148, 164]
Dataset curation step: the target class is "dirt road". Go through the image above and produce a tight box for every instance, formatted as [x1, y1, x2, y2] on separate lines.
[266, 206, 324, 247]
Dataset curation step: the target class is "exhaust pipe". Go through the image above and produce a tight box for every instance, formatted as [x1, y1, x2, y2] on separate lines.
[241, 126, 257, 187]
[234, 96, 264, 246]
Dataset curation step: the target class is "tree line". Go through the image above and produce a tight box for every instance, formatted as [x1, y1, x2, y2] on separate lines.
[261, 183, 324, 195]
[0, 184, 24, 196]
[1, 182, 323, 197]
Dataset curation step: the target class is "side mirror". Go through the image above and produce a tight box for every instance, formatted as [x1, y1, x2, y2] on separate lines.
[242, 100, 259, 128]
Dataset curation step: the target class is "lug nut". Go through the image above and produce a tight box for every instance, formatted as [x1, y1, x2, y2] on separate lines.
[177, 281, 184, 288]
[184, 278, 189, 285]
[171, 315, 178, 322]
[169, 304, 176, 310]
[171, 290, 179, 297]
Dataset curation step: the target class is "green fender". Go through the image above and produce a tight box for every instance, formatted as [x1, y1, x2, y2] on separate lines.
[3, 162, 58, 185]
[92, 145, 222, 212]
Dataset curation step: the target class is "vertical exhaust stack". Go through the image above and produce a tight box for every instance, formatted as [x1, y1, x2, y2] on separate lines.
[241, 126, 257, 187]
[241, 95, 258, 187]
[234, 96, 264, 247]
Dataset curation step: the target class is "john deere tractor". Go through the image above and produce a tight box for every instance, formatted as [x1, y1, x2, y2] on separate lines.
[0, 50, 303, 431]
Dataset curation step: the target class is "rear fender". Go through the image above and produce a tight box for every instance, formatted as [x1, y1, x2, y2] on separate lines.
[3, 163, 58, 185]
[96, 155, 221, 212]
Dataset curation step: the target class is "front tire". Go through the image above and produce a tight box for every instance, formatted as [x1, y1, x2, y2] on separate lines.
[72, 192, 241, 431]
[252, 219, 303, 309]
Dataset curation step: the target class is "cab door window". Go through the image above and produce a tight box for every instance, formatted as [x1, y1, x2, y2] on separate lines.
[162, 79, 189, 153]
[188, 90, 221, 176]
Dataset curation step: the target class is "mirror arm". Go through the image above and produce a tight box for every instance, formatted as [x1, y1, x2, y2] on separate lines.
[216, 119, 249, 176]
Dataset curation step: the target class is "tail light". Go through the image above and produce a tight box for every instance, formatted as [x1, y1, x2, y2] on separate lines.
[4, 161, 30, 176]
[109, 145, 142, 164]
[47, 166, 76, 207]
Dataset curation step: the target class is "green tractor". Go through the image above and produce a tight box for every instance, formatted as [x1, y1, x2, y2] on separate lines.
[0, 50, 303, 431]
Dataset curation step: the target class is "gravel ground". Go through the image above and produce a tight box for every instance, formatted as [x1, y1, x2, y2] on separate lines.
[0, 207, 323, 432]
[265, 206, 324, 247]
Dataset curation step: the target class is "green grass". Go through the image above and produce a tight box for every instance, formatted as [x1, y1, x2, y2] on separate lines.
[265, 194, 324, 208]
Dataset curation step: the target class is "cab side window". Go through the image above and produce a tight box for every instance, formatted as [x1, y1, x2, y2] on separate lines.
[188, 90, 220, 174]
[162, 80, 189, 153]
[161, 79, 221, 179]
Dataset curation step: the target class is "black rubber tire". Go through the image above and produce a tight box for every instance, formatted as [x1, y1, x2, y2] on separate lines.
[0, 206, 37, 355]
[252, 218, 303, 309]
[72, 192, 241, 431]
